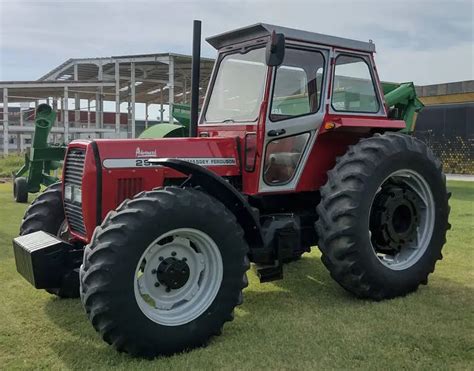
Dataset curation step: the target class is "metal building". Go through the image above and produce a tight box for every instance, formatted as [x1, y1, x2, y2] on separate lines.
[0, 53, 215, 155]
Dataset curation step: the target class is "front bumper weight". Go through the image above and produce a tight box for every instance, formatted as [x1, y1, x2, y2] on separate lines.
[13, 231, 72, 289]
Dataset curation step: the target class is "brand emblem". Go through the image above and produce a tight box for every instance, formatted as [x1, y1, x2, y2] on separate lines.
[135, 147, 157, 158]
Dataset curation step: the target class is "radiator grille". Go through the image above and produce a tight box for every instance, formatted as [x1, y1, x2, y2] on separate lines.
[117, 178, 143, 205]
[64, 148, 86, 235]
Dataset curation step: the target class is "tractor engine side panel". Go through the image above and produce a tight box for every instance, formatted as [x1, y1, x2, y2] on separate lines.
[65, 137, 241, 243]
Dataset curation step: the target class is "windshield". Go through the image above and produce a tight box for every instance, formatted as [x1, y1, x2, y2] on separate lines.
[205, 48, 267, 123]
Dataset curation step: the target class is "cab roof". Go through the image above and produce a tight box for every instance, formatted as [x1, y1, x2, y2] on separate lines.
[207, 23, 376, 53]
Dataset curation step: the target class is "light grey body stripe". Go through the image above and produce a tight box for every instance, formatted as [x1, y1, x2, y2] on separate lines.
[103, 157, 236, 169]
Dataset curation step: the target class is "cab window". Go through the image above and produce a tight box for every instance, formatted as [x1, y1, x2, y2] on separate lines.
[270, 48, 325, 121]
[205, 48, 267, 123]
[331, 55, 379, 113]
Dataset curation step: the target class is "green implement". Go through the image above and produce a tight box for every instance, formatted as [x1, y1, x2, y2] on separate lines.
[382, 81, 424, 132]
[139, 103, 191, 138]
[13, 104, 66, 203]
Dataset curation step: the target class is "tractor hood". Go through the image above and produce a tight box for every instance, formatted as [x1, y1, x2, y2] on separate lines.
[93, 137, 241, 176]
[63, 137, 241, 241]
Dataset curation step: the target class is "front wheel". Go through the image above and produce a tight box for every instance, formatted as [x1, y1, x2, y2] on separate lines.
[316, 133, 450, 300]
[80, 187, 249, 357]
[20, 182, 81, 298]
[13, 177, 28, 203]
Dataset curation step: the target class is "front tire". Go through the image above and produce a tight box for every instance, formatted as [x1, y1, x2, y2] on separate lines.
[13, 177, 28, 203]
[20, 182, 80, 298]
[80, 187, 249, 357]
[316, 133, 450, 300]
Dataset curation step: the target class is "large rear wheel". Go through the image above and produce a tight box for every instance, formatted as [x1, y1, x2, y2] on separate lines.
[80, 187, 249, 357]
[316, 133, 450, 300]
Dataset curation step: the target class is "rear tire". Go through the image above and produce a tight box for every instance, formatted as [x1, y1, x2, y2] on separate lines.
[20, 182, 80, 298]
[80, 187, 249, 357]
[316, 133, 450, 300]
[13, 177, 28, 203]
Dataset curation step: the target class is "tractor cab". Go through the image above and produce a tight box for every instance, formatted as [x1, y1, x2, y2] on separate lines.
[197, 24, 399, 195]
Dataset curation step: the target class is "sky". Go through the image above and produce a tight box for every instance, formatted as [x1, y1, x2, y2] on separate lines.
[0, 0, 473, 118]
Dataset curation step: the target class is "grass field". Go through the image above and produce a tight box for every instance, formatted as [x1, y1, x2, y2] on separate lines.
[0, 155, 24, 178]
[0, 181, 472, 370]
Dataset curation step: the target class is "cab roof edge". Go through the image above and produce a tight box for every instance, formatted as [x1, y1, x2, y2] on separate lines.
[206, 23, 376, 53]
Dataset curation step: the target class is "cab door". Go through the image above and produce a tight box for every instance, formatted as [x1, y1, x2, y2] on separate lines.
[259, 46, 329, 193]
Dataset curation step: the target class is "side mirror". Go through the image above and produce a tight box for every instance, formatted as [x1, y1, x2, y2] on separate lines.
[265, 31, 285, 67]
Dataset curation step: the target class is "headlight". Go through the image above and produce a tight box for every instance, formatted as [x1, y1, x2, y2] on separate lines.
[72, 186, 82, 204]
[64, 184, 81, 204]
[64, 184, 72, 201]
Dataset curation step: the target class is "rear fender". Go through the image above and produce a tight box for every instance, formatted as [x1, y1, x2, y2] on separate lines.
[151, 159, 267, 259]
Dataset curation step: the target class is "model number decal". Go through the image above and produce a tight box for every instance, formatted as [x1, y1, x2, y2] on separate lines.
[103, 158, 236, 169]
[135, 159, 154, 167]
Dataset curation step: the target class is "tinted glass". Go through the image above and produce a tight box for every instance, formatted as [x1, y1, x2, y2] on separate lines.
[263, 132, 310, 185]
[205, 48, 266, 123]
[332, 55, 379, 113]
[270, 48, 325, 121]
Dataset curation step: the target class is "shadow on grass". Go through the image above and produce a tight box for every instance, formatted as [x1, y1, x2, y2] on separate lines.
[42, 252, 473, 368]
[246, 254, 360, 305]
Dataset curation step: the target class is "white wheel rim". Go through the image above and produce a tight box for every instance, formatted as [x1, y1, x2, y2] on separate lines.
[134, 228, 223, 326]
[369, 169, 435, 271]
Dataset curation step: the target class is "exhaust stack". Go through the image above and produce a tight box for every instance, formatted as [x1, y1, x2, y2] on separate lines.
[190, 20, 201, 137]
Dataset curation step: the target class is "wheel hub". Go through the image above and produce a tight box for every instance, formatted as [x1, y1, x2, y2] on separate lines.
[156, 257, 190, 290]
[371, 185, 420, 253]
[134, 228, 223, 326]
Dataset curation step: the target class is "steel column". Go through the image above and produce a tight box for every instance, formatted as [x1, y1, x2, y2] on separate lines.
[19, 105, 24, 152]
[54, 98, 59, 126]
[97, 63, 104, 135]
[2, 88, 8, 156]
[87, 99, 91, 127]
[130, 62, 136, 138]
[160, 88, 164, 123]
[74, 64, 80, 124]
[168, 55, 174, 122]
[63, 86, 69, 142]
[145, 103, 149, 129]
[94, 91, 99, 135]
[115, 61, 121, 134]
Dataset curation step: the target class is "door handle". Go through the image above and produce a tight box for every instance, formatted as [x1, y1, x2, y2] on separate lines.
[267, 129, 286, 137]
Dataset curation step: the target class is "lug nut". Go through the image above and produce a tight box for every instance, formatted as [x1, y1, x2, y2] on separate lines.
[166, 287, 171, 293]
[155, 282, 160, 287]
[182, 257, 187, 262]
[159, 256, 164, 261]
[171, 251, 177, 257]
[151, 269, 157, 274]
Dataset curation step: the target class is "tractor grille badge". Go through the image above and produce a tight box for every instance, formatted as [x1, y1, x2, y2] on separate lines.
[136, 147, 157, 158]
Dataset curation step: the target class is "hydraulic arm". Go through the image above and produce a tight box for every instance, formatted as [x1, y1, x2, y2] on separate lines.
[382, 82, 424, 132]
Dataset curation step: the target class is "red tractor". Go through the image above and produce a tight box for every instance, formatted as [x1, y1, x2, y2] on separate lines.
[14, 22, 450, 357]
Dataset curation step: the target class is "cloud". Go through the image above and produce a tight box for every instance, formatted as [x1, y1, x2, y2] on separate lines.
[0, 0, 472, 84]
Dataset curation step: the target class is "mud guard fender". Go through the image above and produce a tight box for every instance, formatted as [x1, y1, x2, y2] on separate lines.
[150, 159, 267, 260]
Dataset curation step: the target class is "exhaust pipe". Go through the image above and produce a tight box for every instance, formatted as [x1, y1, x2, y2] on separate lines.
[190, 20, 201, 137]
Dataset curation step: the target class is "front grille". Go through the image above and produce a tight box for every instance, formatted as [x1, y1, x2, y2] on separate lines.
[64, 148, 86, 235]
[117, 178, 143, 205]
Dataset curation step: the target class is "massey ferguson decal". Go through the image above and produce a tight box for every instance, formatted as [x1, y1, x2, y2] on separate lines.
[135, 147, 157, 158]
[102, 157, 237, 169]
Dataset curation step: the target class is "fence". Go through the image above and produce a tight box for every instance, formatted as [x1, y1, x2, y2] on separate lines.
[414, 102, 473, 175]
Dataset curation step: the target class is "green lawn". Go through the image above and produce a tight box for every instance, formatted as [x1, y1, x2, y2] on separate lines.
[0, 181, 472, 370]
[0, 154, 24, 178]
